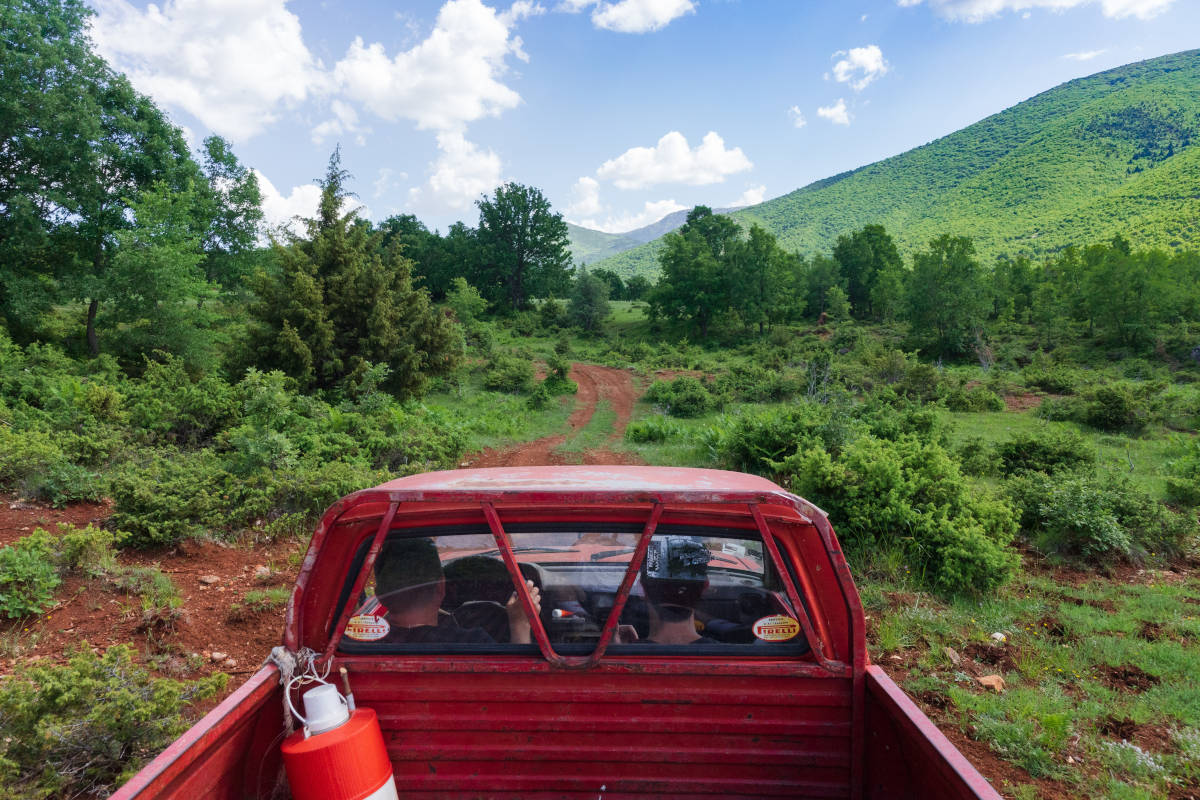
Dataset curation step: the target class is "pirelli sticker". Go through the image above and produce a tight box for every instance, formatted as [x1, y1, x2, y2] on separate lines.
[345, 614, 390, 641]
[753, 614, 801, 642]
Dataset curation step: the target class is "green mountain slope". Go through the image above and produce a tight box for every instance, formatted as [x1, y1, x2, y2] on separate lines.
[593, 49, 1200, 278]
[567, 205, 742, 266]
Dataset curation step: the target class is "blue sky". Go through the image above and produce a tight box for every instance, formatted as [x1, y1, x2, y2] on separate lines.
[87, 0, 1200, 235]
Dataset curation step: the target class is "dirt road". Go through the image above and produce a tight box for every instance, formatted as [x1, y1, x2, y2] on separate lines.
[464, 363, 643, 468]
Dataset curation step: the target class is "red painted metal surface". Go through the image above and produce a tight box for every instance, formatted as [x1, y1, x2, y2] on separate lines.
[111, 665, 284, 800]
[116, 467, 1003, 799]
[863, 666, 1003, 799]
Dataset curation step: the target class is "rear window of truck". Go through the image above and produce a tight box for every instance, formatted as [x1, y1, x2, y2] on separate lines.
[336, 525, 812, 657]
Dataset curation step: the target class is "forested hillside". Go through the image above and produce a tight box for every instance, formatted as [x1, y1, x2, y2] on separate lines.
[595, 48, 1200, 277]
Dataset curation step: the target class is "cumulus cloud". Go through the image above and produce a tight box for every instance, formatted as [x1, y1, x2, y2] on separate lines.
[311, 100, 366, 146]
[788, 106, 808, 128]
[590, 0, 696, 32]
[255, 170, 321, 236]
[372, 167, 407, 199]
[596, 131, 752, 190]
[896, 0, 1174, 21]
[90, 0, 326, 142]
[334, 0, 530, 133]
[831, 45, 889, 91]
[817, 98, 851, 125]
[575, 198, 687, 234]
[408, 131, 504, 212]
[731, 185, 766, 207]
[1063, 49, 1106, 60]
[566, 176, 604, 218]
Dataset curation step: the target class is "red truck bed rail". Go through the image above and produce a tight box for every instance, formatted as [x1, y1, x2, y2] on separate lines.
[113, 466, 1004, 800]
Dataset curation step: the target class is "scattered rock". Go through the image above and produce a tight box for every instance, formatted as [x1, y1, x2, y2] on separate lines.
[210, 651, 228, 663]
[977, 674, 1006, 693]
[198, 575, 220, 585]
[223, 658, 238, 668]
[943, 646, 962, 666]
[989, 632, 1007, 644]
[253, 565, 271, 579]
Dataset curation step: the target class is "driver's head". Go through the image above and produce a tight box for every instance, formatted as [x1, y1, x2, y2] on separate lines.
[375, 537, 444, 609]
[640, 536, 709, 622]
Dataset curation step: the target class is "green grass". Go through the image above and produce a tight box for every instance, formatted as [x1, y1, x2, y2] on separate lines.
[425, 376, 575, 453]
[947, 409, 1180, 498]
[861, 569, 1200, 797]
[555, 400, 620, 456]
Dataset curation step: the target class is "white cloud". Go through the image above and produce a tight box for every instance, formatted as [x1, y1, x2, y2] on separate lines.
[788, 106, 808, 128]
[1062, 49, 1107, 60]
[831, 45, 889, 91]
[731, 185, 766, 207]
[817, 98, 852, 125]
[311, 100, 367, 146]
[334, 0, 528, 132]
[255, 170, 322, 236]
[589, 0, 696, 33]
[576, 198, 687, 234]
[896, 0, 1174, 21]
[596, 131, 752, 190]
[90, 0, 326, 142]
[372, 167, 407, 199]
[566, 177, 604, 218]
[409, 131, 504, 212]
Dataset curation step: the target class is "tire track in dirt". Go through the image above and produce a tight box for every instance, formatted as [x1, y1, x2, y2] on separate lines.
[463, 363, 643, 468]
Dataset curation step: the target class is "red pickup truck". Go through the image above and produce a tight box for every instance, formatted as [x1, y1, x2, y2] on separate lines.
[113, 466, 1002, 799]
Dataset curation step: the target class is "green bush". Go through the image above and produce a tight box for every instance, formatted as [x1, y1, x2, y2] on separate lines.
[108, 450, 228, 548]
[957, 436, 1002, 477]
[712, 365, 800, 403]
[995, 428, 1095, 476]
[0, 644, 227, 798]
[776, 435, 1018, 595]
[1008, 471, 1196, 562]
[1084, 384, 1147, 432]
[1166, 438, 1200, 506]
[939, 381, 1005, 412]
[482, 354, 535, 394]
[643, 376, 715, 418]
[711, 403, 859, 473]
[0, 532, 60, 618]
[541, 354, 577, 396]
[1022, 351, 1078, 394]
[124, 354, 239, 446]
[624, 415, 684, 444]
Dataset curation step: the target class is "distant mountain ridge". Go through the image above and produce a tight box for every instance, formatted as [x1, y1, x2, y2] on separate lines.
[589, 49, 1200, 277]
[567, 206, 741, 266]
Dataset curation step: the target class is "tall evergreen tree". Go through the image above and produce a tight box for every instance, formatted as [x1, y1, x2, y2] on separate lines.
[249, 151, 460, 397]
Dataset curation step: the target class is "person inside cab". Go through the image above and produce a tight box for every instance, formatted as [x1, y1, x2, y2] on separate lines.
[374, 537, 541, 644]
[635, 535, 717, 645]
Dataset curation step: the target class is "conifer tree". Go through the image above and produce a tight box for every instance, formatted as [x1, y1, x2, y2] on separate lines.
[249, 151, 460, 397]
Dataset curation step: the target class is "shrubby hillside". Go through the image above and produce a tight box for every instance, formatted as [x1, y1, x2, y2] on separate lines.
[595, 48, 1200, 277]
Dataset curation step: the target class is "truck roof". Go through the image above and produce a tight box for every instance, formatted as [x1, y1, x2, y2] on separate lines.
[373, 465, 788, 495]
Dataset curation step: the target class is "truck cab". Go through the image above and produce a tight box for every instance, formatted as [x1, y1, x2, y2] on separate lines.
[114, 466, 1002, 799]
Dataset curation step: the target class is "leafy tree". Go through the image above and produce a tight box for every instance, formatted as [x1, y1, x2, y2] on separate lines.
[475, 183, 571, 311]
[568, 270, 610, 332]
[736, 224, 796, 333]
[194, 135, 263, 290]
[103, 182, 218, 371]
[248, 151, 460, 397]
[0, 0, 198, 352]
[591, 268, 625, 301]
[802, 254, 846, 320]
[625, 274, 651, 301]
[651, 207, 739, 337]
[904, 235, 990, 357]
[445, 277, 488, 324]
[832, 224, 902, 319]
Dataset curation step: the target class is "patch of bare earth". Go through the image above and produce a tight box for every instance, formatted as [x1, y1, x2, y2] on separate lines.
[463, 362, 643, 468]
[1004, 392, 1044, 411]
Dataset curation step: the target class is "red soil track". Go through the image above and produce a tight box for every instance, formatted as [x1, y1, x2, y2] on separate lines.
[463, 362, 643, 468]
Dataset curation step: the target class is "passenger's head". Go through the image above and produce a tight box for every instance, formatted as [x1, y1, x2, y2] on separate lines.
[640, 536, 709, 623]
[375, 537, 444, 609]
